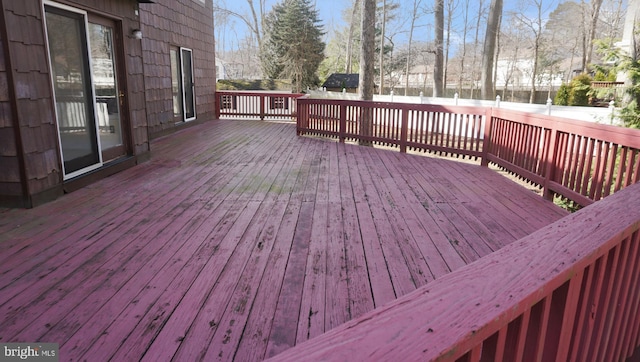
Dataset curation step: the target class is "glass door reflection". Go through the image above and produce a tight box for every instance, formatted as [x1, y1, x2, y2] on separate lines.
[45, 5, 101, 176]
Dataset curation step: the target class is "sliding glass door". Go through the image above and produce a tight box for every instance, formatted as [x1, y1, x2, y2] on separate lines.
[89, 18, 126, 162]
[45, 4, 100, 176]
[45, 2, 127, 178]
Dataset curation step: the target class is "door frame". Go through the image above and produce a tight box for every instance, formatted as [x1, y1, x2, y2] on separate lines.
[44, 1, 103, 179]
[180, 47, 196, 122]
[43, 1, 132, 180]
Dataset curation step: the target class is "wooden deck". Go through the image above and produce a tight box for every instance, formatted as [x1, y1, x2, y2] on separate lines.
[0, 119, 567, 361]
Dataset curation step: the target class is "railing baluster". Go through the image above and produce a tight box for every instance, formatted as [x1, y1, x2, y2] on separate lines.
[619, 231, 640, 359]
[554, 271, 585, 362]
[283, 96, 640, 206]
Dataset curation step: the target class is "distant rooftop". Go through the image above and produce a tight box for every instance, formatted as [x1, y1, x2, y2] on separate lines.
[322, 73, 359, 89]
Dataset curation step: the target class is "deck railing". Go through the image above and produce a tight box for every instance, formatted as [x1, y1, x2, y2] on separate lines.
[296, 98, 640, 207]
[215, 91, 305, 120]
[212, 93, 640, 360]
[269, 181, 640, 361]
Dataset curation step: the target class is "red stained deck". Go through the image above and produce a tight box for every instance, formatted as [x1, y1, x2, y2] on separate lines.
[0, 119, 567, 361]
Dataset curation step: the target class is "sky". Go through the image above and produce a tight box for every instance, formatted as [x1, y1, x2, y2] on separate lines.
[213, 0, 572, 53]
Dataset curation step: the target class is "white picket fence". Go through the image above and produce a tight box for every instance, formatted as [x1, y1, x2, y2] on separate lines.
[307, 90, 620, 126]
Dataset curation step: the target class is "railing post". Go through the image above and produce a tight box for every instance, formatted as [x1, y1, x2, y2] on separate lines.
[339, 103, 347, 143]
[296, 99, 308, 135]
[214, 93, 221, 119]
[260, 94, 265, 120]
[400, 108, 408, 153]
[609, 100, 616, 125]
[481, 107, 494, 167]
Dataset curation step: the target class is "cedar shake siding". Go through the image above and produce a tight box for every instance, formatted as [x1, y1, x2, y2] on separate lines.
[0, 0, 63, 207]
[0, 0, 215, 207]
[139, 0, 216, 138]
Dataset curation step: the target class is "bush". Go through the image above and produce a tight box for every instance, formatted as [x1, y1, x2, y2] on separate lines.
[569, 74, 592, 106]
[554, 83, 571, 105]
[618, 59, 640, 129]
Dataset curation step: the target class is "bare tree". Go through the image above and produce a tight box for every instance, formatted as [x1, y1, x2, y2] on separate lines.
[499, 14, 527, 99]
[443, 0, 459, 95]
[404, 0, 423, 95]
[433, 0, 444, 96]
[599, 0, 626, 48]
[481, 0, 503, 100]
[470, 0, 486, 98]
[512, 0, 553, 103]
[214, 0, 266, 49]
[345, 0, 360, 73]
[359, 0, 376, 145]
[543, 1, 584, 81]
[584, 0, 604, 71]
[379, 0, 387, 94]
[456, 0, 471, 95]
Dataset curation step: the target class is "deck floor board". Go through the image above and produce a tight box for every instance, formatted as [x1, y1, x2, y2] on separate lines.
[0, 119, 568, 361]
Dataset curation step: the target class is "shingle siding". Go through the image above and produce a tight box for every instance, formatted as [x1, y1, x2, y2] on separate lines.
[140, 0, 216, 138]
[0, 0, 216, 207]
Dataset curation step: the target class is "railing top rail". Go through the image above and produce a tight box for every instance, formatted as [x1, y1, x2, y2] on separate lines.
[298, 97, 489, 115]
[216, 90, 306, 98]
[268, 182, 640, 361]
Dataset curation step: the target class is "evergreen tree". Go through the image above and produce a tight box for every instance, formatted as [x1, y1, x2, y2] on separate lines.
[261, 0, 325, 92]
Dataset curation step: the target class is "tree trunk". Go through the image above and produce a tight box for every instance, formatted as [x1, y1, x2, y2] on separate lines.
[584, 0, 604, 72]
[580, 0, 588, 72]
[247, 0, 262, 48]
[379, 0, 386, 95]
[481, 0, 503, 100]
[470, 0, 484, 98]
[458, 0, 470, 95]
[360, 0, 375, 101]
[443, 0, 456, 96]
[405, 0, 421, 96]
[359, 0, 376, 145]
[433, 0, 444, 97]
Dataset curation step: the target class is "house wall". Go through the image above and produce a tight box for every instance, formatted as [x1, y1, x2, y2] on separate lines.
[0, 0, 64, 207]
[0, 0, 216, 207]
[139, 0, 216, 138]
[0, 9, 24, 202]
[0, 0, 149, 207]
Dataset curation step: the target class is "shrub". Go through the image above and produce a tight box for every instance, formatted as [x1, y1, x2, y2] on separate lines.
[569, 74, 592, 106]
[554, 83, 570, 105]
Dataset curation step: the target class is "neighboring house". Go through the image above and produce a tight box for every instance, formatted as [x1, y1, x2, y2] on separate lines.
[323, 73, 360, 93]
[393, 64, 431, 91]
[0, 0, 216, 208]
[495, 57, 564, 91]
